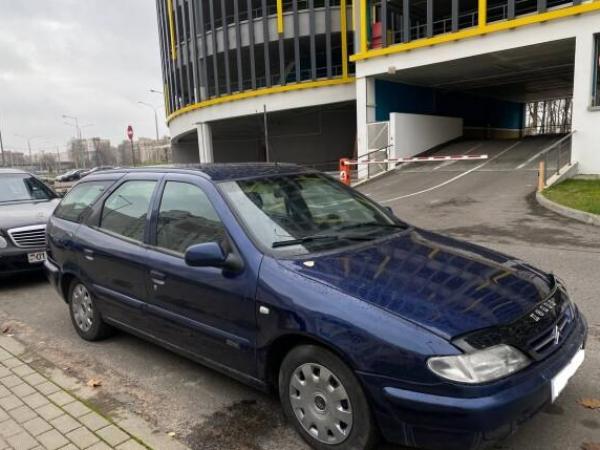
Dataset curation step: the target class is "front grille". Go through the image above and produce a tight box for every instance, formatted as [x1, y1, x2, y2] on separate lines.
[460, 277, 577, 361]
[527, 302, 575, 359]
[8, 225, 47, 249]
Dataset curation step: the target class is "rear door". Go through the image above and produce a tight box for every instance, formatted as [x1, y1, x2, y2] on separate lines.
[142, 175, 258, 376]
[77, 174, 161, 330]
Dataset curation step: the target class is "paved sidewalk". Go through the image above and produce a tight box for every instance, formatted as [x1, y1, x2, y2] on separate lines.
[0, 339, 150, 450]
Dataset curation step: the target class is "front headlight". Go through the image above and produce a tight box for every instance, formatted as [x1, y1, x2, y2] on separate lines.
[427, 344, 530, 384]
[0, 233, 8, 249]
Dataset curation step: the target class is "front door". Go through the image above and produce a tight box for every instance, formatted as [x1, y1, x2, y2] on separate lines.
[143, 177, 258, 376]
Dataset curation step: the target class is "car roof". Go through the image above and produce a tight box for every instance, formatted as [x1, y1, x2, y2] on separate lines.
[0, 168, 28, 175]
[87, 163, 316, 182]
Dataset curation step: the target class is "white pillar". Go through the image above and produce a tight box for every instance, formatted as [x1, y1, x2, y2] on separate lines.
[197, 122, 214, 163]
[356, 77, 376, 179]
[572, 32, 600, 174]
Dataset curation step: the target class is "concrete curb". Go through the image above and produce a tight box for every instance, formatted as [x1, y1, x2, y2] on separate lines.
[536, 191, 600, 227]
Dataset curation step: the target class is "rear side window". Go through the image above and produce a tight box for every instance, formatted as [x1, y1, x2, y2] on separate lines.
[54, 181, 112, 222]
[100, 181, 156, 242]
[156, 182, 226, 254]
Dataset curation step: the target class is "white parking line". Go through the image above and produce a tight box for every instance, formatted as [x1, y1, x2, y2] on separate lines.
[380, 141, 523, 203]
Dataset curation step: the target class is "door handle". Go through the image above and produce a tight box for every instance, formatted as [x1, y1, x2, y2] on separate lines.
[150, 270, 166, 286]
[83, 249, 94, 261]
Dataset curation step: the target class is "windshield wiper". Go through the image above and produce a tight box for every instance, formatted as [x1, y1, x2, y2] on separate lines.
[272, 234, 375, 248]
[336, 222, 409, 232]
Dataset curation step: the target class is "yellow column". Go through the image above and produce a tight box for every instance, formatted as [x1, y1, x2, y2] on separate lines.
[478, 0, 487, 28]
[341, 0, 349, 78]
[277, 0, 284, 34]
[360, 0, 368, 54]
[167, 0, 177, 60]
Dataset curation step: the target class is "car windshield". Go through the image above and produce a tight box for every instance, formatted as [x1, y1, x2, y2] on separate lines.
[0, 174, 56, 203]
[220, 173, 409, 256]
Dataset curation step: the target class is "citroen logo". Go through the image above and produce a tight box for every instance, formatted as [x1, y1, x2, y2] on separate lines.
[554, 325, 560, 345]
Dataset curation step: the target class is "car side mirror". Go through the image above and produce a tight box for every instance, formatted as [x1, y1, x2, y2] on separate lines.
[184, 242, 244, 272]
[185, 242, 227, 268]
[384, 206, 394, 215]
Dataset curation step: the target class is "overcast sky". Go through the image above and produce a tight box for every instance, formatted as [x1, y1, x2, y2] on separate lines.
[0, 0, 167, 155]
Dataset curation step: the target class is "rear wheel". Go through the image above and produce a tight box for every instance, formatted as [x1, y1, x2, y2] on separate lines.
[68, 280, 113, 341]
[279, 345, 378, 450]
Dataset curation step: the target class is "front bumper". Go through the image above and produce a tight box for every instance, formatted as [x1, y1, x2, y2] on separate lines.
[360, 312, 588, 450]
[0, 248, 46, 277]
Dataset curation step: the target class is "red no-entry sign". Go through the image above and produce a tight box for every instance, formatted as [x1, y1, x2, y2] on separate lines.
[127, 125, 134, 141]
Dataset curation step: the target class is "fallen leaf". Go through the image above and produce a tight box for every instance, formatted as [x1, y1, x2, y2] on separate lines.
[581, 443, 600, 450]
[579, 398, 600, 409]
[167, 432, 176, 437]
[86, 378, 102, 388]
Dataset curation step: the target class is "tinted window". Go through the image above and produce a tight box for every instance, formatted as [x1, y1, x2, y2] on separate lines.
[156, 182, 225, 254]
[54, 181, 112, 222]
[0, 174, 56, 203]
[100, 181, 156, 242]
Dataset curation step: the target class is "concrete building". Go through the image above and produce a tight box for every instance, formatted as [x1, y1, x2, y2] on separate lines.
[156, 0, 600, 175]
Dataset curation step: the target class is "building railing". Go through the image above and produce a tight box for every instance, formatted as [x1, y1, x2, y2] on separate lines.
[354, 0, 600, 60]
[537, 132, 574, 189]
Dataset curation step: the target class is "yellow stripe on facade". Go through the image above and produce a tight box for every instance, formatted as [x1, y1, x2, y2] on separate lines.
[351, 1, 600, 62]
[341, 0, 349, 79]
[277, 0, 284, 34]
[167, 77, 355, 123]
[167, 0, 177, 60]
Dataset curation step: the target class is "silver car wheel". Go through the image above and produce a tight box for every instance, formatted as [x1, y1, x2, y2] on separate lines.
[71, 284, 94, 333]
[289, 363, 353, 445]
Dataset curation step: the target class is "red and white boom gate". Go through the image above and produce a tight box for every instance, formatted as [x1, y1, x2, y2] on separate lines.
[338, 154, 489, 185]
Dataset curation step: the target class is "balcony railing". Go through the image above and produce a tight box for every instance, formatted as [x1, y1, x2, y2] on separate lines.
[369, 0, 580, 48]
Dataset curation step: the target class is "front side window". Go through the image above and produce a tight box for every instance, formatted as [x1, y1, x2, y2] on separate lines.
[100, 181, 156, 242]
[594, 34, 600, 107]
[156, 182, 226, 254]
[220, 173, 407, 256]
[0, 174, 56, 204]
[54, 181, 112, 222]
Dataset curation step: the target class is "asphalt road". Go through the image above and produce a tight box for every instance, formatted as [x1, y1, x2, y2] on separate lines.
[1, 137, 599, 450]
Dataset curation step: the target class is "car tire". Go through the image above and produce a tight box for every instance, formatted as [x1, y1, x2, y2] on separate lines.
[279, 345, 379, 450]
[68, 280, 113, 341]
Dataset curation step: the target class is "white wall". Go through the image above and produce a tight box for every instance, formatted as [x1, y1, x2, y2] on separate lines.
[389, 113, 463, 159]
[572, 32, 600, 174]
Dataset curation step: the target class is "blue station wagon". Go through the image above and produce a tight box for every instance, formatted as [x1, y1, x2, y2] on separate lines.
[44, 164, 587, 450]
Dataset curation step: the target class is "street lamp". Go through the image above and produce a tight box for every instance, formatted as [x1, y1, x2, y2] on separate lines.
[137, 101, 160, 141]
[13, 134, 43, 170]
[62, 114, 81, 139]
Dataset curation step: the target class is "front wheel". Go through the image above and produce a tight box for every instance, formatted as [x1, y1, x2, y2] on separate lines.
[68, 280, 113, 341]
[279, 345, 378, 450]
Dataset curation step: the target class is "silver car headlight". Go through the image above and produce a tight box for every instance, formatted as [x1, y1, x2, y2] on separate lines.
[0, 233, 8, 249]
[427, 344, 530, 384]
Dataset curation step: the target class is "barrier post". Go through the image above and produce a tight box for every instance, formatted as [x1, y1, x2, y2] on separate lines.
[339, 158, 351, 185]
[538, 160, 546, 192]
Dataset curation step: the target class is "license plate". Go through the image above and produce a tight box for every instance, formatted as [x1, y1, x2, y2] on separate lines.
[551, 348, 585, 402]
[27, 251, 47, 264]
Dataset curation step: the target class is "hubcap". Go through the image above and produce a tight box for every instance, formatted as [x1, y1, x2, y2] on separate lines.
[289, 363, 353, 444]
[71, 284, 94, 332]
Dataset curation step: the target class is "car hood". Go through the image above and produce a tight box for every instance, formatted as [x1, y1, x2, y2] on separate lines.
[278, 228, 553, 339]
[0, 199, 60, 231]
